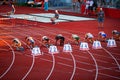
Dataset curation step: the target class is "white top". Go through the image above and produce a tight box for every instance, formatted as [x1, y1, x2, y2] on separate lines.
[13, 38, 20, 42]
[99, 31, 105, 35]
[57, 34, 62, 36]
[89, 0, 94, 6]
[42, 36, 48, 40]
[27, 37, 34, 42]
[87, 33, 94, 38]
[72, 34, 79, 38]
[85, 1, 90, 9]
[44, 0, 48, 2]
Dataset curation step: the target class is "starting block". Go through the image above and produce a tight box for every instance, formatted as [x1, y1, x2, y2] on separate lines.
[49, 45, 59, 54]
[107, 39, 117, 47]
[32, 46, 41, 56]
[80, 42, 89, 50]
[63, 44, 72, 52]
[92, 40, 102, 49]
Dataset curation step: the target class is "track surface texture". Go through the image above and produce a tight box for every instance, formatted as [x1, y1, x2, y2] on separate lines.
[0, 5, 120, 80]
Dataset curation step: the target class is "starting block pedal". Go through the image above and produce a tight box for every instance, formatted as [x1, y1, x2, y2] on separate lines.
[32, 46, 41, 56]
[80, 42, 89, 50]
[63, 43, 72, 52]
[49, 45, 59, 54]
[107, 39, 117, 47]
[92, 40, 102, 49]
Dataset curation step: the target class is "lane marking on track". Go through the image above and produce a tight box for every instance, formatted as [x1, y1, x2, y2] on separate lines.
[87, 51, 98, 80]
[103, 48, 120, 70]
[40, 26, 119, 79]
[22, 55, 35, 80]
[1, 22, 120, 79]
[8, 35, 35, 80]
[5, 26, 56, 80]
[35, 26, 98, 79]
[46, 54, 55, 80]
[0, 48, 9, 51]
[92, 66, 120, 72]
[12, 24, 78, 80]
[26, 21, 119, 79]
[0, 33, 35, 80]
[69, 52, 76, 80]
[0, 39, 15, 79]
[99, 72, 120, 79]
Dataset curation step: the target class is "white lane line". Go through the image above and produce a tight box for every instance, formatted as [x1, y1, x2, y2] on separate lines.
[99, 72, 120, 79]
[0, 39, 15, 79]
[36, 57, 120, 79]
[27, 25, 98, 79]
[22, 55, 35, 80]
[16, 25, 77, 80]
[9, 35, 35, 80]
[87, 51, 98, 80]
[9, 34, 36, 80]
[31, 24, 120, 79]
[0, 48, 9, 51]
[5, 22, 120, 79]
[46, 54, 55, 80]
[36, 27, 77, 79]
[9, 26, 56, 80]
[92, 66, 120, 72]
[44, 25, 119, 68]
[69, 52, 76, 80]
[20, 26, 77, 80]
[103, 48, 120, 70]
[33, 22, 120, 79]
[3, 34, 35, 80]
[57, 61, 92, 72]
[93, 53, 120, 61]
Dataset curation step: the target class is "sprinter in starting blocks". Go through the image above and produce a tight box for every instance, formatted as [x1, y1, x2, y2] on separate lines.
[112, 30, 120, 41]
[55, 34, 65, 46]
[85, 33, 94, 43]
[41, 36, 50, 48]
[71, 34, 80, 45]
[98, 31, 107, 42]
[12, 38, 24, 51]
[25, 36, 35, 49]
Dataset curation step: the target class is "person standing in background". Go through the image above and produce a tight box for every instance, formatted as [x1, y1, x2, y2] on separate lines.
[84, 0, 90, 15]
[97, 8, 105, 30]
[72, 0, 78, 11]
[44, 0, 48, 11]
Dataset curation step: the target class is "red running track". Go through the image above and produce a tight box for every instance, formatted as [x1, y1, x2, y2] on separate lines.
[0, 5, 120, 80]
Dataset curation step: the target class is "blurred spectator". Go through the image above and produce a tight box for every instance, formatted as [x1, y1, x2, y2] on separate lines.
[84, 0, 90, 15]
[44, 0, 48, 11]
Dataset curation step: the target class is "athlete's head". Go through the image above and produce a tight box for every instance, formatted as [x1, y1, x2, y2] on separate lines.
[112, 30, 117, 34]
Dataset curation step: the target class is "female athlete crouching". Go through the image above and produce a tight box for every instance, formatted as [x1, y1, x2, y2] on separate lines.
[55, 34, 65, 46]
